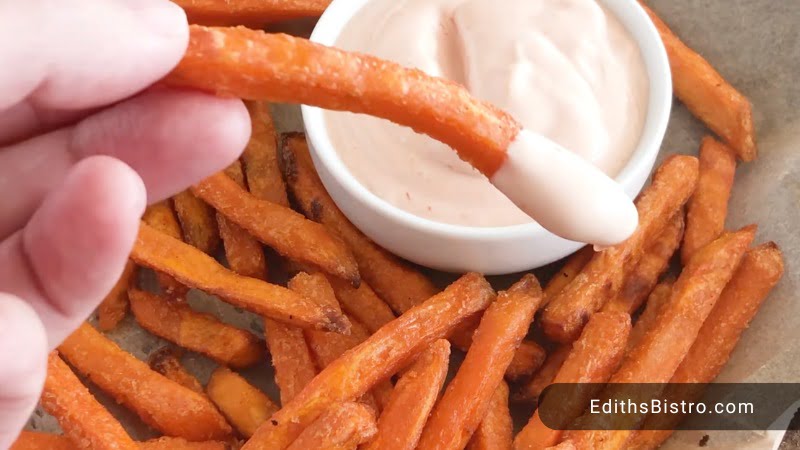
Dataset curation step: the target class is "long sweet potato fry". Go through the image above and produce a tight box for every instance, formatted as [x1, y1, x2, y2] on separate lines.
[542, 246, 594, 306]
[602, 213, 684, 314]
[10, 432, 228, 450]
[417, 275, 542, 450]
[280, 133, 438, 314]
[514, 312, 631, 450]
[264, 317, 318, 405]
[129, 289, 264, 368]
[241, 273, 495, 449]
[193, 172, 359, 284]
[148, 347, 205, 394]
[628, 243, 784, 450]
[58, 323, 232, 441]
[639, 2, 756, 161]
[173, 190, 221, 254]
[142, 200, 188, 297]
[467, 381, 514, 450]
[173, 0, 331, 26]
[141, 437, 229, 450]
[167, 26, 519, 178]
[242, 101, 289, 206]
[131, 222, 349, 332]
[97, 259, 137, 331]
[41, 352, 138, 450]
[327, 275, 396, 334]
[563, 226, 756, 449]
[682, 136, 737, 263]
[363, 340, 450, 450]
[513, 346, 572, 404]
[625, 280, 674, 354]
[542, 155, 699, 343]
[284, 402, 377, 450]
[207, 367, 279, 438]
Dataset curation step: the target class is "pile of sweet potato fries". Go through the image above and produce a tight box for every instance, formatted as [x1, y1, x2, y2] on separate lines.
[14, 2, 784, 450]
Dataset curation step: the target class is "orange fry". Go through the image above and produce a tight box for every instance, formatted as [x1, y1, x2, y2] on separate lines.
[131, 222, 349, 332]
[504, 340, 547, 381]
[682, 136, 737, 263]
[625, 280, 674, 354]
[281, 133, 438, 314]
[168, 26, 520, 178]
[242, 273, 495, 449]
[514, 345, 571, 404]
[514, 312, 631, 450]
[173, 0, 331, 26]
[602, 212, 684, 314]
[148, 347, 205, 394]
[41, 352, 138, 450]
[97, 259, 137, 331]
[193, 172, 359, 284]
[141, 437, 229, 450]
[10, 432, 228, 450]
[242, 101, 289, 206]
[58, 323, 232, 441]
[542, 155, 699, 343]
[207, 367, 279, 438]
[327, 275, 396, 334]
[640, 3, 756, 161]
[417, 275, 542, 450]
[173, 190, 221, 254]
[142, 200, 188, 297]
[285, 402, 377, 450]
[628, 243, 784, 450]
[129, 289, 264, 368]
[264, 318, 318, 405]
[467, 381, 513, 450]
[542, 246, 594, 306]
[564, 226, 756, 449]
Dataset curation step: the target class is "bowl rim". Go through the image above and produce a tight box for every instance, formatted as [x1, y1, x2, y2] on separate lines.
[301, 0, 672, 243]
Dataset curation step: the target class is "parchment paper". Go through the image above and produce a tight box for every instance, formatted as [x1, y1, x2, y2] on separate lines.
[26, 1, 800, 449]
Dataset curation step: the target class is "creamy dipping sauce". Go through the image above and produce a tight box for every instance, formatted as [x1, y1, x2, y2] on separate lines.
[324, 0, 649, 228]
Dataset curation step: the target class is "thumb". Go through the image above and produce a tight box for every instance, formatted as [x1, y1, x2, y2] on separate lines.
[0, 293, 48, 449]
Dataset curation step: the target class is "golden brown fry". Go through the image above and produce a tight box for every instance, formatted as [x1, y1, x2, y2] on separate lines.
[242, 273, 495, 449]
[148, 347, 205, 394]
[242, 101, 289, 206]
[602, 213, 684, 314]
[542, 155, 699, 343]
[327, 275, 396, 334]
[41, 353, 138, 450]
[129, 289, 264, 368]
[173, 190, 221, 254]
[514, 312, 631, 450]
[513, 346, 571, 404]
[193, 172, 359, 284]
[58, 323, 232, 441]
[207, 367, 279, 438]
[97, 259, 137, 331]
[543, 246, 594, 306]
[467, 381, 513, 450]
[628, 243, 784, 450]
[173, 0, 331, 26]
[417, 275, 542, 450]
[682, 137, 737, 263]
[281, 133, 439, 314]
[142, 200, 189, 297]
[639, 3, 756, 161]
[625, 280, 674, 354]
[563, 226, 756, 449]
[284, 402, 378, 450]
[131, 222, 349, 332]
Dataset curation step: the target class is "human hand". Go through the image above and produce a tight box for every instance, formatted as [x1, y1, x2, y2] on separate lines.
[0, 1, 251, 446]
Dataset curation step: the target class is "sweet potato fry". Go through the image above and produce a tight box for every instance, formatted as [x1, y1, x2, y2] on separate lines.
[58, 323, 232, 441]
[327, 276, 396, 334]
[505, 340, 547, 381]
[513, 346, 571, 404]
[542, 155, 699, 343]
[347, 315, 396, 412]
[193, 172, 359, 284]
[264, 317, 318, 405]
[173, 0, 332, 26]
[173, 190, 221, 254]
[467, 381, 513, 450]
[639, 3, 756, 161]
[542, 246, 594, 306]
[628, 243, 784, 450]
[602, 213, 684, 314]
[281, 133, 439, 314]
[129, 289, 264, 368]
[417, 275, 542, 450]
[625, 280, 674, 354]
[142, 200, 189, 296]
[284, 402, 377, 450]
[148, 347, 205, 394]
[514, 312, 631, 450]
[41, 352, 138, 450]
[207, 367, 279, 438]
[141, 437, 229, 450]
[682, 137, 737, 263]
[242, 101, 289, 207]
[168, 27, 519, 178]
[97, 259, 137, 331]
[131, 222, 349, 332]
[11, 433, 228, 450]
[563, 226, 756, 449]
[241, 273, 495, 449]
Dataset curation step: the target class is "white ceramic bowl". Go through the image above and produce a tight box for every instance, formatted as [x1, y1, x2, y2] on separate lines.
[302, 0, 672, 275]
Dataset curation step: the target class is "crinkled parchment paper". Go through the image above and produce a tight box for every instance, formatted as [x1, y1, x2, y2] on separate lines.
[26, 1, 799, 449]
